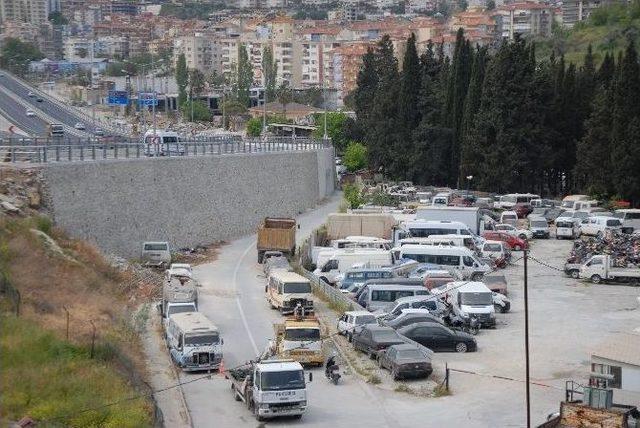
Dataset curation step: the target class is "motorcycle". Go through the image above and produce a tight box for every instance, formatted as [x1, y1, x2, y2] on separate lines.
[325, 357, 341, 385]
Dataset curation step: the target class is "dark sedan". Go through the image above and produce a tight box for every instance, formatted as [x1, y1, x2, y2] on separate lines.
[383, 312, 444, 330]
[398, 322, 477, 353]
[352, 325, 407, 359]
[377, 343, 433, 380]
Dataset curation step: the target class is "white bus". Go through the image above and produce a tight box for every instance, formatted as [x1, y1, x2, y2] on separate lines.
[398, 245, 490, 280]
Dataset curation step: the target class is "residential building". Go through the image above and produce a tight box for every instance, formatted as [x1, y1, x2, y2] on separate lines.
[300, 27, 341, 88]
[449, 7, 498, 37]
[247, 101, 322, 121]
[332, 42, 371, 107]
[496, 2, 554, 40]
[0, 0, 51, 25]
[562, 0, 617, 27]
[174, 32, 219, 74]
[100, 1, 139, 17]
[590, 332, 640, 405]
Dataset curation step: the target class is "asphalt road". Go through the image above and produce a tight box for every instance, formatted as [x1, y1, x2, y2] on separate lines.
[0, 72, 95, 137]
[177, 200, 640, 428]
[0, 83, 48, 136]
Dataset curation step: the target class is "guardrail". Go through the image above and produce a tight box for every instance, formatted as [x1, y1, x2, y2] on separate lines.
[0, 137, 330, 163]
[298, 268, 365, 312]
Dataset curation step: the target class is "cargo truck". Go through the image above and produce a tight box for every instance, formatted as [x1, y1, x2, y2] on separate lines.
[268, 316, 324, 366]
[415, 206, 485, 235]
[579, 255, 640, 285]
[257, 218, 296, 263]
[227, 359, 311, 421]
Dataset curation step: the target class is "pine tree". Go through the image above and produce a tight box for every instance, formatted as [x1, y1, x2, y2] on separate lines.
[597, 52, 615, 87]
[367, 35, 399, 172]
[392, 33, 421, 179]
[262, 46, 277, 101]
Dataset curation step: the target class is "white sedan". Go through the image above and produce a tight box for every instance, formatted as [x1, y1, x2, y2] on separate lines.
[74, 122, 86, 130]
[25, 109, 35, 117]
[494, 223, 533, 240]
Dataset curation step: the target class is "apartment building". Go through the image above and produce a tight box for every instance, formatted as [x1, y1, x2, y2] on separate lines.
[300, 27, 341, 88]
[449, 7, 497, 36]
[496, 2, 554, 40]
[174, 32, 219, 74]
[562, 0, 618, 27]
[0, 0, 51, 25]
[332, 42, 371, 107]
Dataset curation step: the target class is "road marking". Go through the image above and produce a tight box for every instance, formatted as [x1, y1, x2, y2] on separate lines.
[233, 239, 260, 356]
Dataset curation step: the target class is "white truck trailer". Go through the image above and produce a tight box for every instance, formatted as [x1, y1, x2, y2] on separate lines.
[415, 206, 485, 235]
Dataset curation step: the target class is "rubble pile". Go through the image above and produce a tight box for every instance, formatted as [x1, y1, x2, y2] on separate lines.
[0, 168, 45, 217]
[568, 231, 640, 267]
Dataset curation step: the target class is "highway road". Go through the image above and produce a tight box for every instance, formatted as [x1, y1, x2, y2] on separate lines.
[0, 72, 100, 137]
[179, 196, 567, 428]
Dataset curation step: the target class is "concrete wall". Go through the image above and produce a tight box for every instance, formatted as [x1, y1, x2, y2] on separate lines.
[43, 148, 335, 257]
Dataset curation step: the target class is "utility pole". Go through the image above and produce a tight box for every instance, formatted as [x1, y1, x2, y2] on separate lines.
[524, 249, 531, 428]
[151, 55, 156, 138]
[90, 35, 96, 131]
[221, 89, 226, 130]
[322, 81, 327, 140]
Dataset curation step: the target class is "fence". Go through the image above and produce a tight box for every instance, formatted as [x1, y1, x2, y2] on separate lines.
[0, 136, 331, 164]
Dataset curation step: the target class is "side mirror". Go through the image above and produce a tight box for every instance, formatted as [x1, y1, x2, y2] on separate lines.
[308, 372, 313, 382]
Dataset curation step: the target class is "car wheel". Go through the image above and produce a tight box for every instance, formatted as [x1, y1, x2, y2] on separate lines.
[494, 303, 505, 313]
[591, 274, 602, 284]
[570, 270, 579, 280]
[455, 342, 468, 353]
[519, 234, 527, 240]
[513, 245, 522, 251]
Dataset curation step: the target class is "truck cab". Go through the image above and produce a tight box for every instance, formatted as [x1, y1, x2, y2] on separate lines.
[266, 270, 314, 315]
[228, 360, 309, 421]
[166, 312, 223, 371]
[271, 316, 324, 366]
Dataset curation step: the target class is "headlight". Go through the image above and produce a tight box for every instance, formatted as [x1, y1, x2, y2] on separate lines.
[300, 401, 307, 407]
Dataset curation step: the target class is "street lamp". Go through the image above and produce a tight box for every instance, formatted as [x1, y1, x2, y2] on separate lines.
[466, 175, 473, 196]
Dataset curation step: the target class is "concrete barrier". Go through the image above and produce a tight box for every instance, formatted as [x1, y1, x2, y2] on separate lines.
[42, 148, 335, 257]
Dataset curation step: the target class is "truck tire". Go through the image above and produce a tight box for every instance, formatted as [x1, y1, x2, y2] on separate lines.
[591, 274, 602, 284]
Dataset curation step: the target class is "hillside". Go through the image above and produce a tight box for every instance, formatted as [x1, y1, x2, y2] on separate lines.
[536, 2, 640, 64]
[0, 169, 157, 426]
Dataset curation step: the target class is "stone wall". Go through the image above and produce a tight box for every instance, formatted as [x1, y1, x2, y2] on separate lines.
[42, 148, 335, 257]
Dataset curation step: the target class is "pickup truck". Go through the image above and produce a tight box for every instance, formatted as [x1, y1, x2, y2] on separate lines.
[579, 254, 640, 285]
[257, 218, 296, 263]
[227, 359, 311, 421]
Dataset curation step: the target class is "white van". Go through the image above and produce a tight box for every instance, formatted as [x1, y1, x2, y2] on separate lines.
[331, 236, 392, 250]
[400, 220, 474, 239]
[500, 211, 518, 227]
[614, 209, 640, 232]
[561, 195, 589, 210]
[573, 200, 599, 211]
[498, 194, 540, 209]
[555, 217, 581, 239]
[314, 248, 393, 285]
[444, 281, 496, 327]
[392, 235, 475, 260]
[142, 241, 171, 268]
[432, 193, 449, 206]
[398, 244, 490, 280]
[357, 284, 430, 312]
[579, 216, 623, 237]
[144, 130, 184, 156]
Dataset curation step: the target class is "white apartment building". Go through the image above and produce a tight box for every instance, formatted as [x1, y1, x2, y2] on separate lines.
[300, 32, 340, 88]
[174, 32, 220, 74]
[496, 2, 554, 40]
[63, 36, 94, 61]
[0, 0, 51, 25]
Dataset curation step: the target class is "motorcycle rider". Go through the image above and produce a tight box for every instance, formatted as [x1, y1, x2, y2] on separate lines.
[325, 355, 338, 378]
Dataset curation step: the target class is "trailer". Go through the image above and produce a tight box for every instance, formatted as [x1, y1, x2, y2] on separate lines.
[227, 359, 310, 421]
[415, 206, 485, 235]
[257, 218, 296, 263]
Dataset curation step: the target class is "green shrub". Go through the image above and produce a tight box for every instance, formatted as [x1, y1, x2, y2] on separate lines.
[35, 216, 52, 235]
[342, 141, 368, 172]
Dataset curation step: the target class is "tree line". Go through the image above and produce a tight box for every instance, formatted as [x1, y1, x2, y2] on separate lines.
[351, 30, 640, 204]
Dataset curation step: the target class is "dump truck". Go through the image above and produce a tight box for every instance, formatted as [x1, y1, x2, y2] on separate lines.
[257, 217, 296, 263]
[227, 359, 310, 421]
[268, 316, 324, 366]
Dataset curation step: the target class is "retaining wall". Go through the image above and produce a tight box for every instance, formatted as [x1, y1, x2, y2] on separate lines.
[43, 148, 335, 257]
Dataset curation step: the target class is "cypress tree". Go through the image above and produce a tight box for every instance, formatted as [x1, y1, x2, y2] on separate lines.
[353, 48, 378, 134]
[597, 52, 615, 87]
[175, 53, 188, 107]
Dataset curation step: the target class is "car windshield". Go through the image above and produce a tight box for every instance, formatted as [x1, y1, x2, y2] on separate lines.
[167, 305, 196, 316]
[531, 221, 548, 227]
[606, 219, 622, 227]
[556, 221, 572, 228]
[460, 292, 493, 306]
[144, 243, 168, 251]
[184, 333, 219, 346]
[355, 315, 377, 325]
[284, 328, 320, 341]
[372, 330, 401, 341]
[283, 283, 311, 294]
[396, 349, 425, 359]
[260, 370, 306, 391]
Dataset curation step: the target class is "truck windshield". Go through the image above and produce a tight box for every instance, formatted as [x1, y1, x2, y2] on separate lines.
[144, 243, 168, 251]
[283, 283, 311, 294]
[184, 333, 219, 346]
[261, 370, 305, 391]
[284, 328, 320, 341]
[460, 292, 492, 306]
[167, 304, 196, 316]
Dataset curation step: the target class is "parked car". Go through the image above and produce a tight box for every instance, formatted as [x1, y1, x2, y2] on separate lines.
[383, 309, 444, 330]
[514, 203, 532, 218]
[407, 263, 447, 280]
[397, 322, 477, 353]
[482, 231, 528, 251]
[500, 211, 519, 226]
[580, 216, 623, 237]
[613, 209, 640, 232]
[74, 122, 86, 130]
[384, 296, 449, 318]
[555, 217, 581, 239]
[529, 217, 551, 239]
[36, 97, 43, 102]
[165, 263, 193, 281]
[377, 343, 433, 380]
[423, 271, 459, 290]
[337, 267, 395, 293]
[483, 274, 508, 296]
[337, 311, 378, 342]
[494, 224, 533, 240]
[480, 240, 511, 262]
[352, 325, 407, 358]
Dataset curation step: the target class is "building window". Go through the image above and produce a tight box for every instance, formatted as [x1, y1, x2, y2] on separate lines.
[591, 363, 622, 388]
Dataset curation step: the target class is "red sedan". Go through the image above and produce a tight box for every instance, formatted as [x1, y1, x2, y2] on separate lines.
[482, 231, 528, 251]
